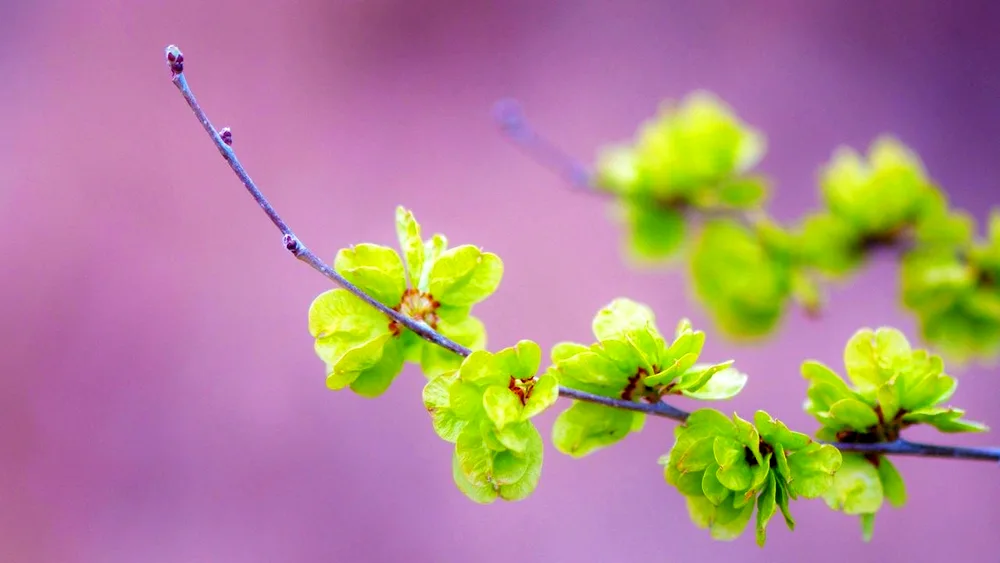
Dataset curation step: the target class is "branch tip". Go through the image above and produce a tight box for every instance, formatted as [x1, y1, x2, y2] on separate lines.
[492, 98, 527, 136]
[165, 45, 184, 75]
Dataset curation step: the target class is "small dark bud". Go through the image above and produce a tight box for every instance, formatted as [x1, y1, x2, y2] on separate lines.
[283, 234, 300, 253]
[220, 127, 233, 146]
[165, 45, 185, 75]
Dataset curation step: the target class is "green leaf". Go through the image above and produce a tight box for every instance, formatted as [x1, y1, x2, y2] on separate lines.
[448, 378, 484, 420]
[326, 334, 395, 391]
[492, 450, 528, 485]
[786, 443, 842, 498]
[828, 398, 880, 432]
[714, 437, 753, 491]
[679, 365, 747, 400]
[686, 495, 755, 542]
[458, 350, 507, 387]
[877, 457, 907, 508]
[423, 373, 466, 442]
[309, 289, 391, 363]
[756, 473, 777, 547]
[901, 407, 988, 433]
[482, 385, 522, 430]
[552, 402, 642, 457]
[592, 298, 658, 342]
[494, 339, 541, 380]
[701, 463, 729, 505]
[620, 201, 686, 261]
[522, 372, 559, 419]
[494, 420, 533, 453]
[753, 411, 811, 451]
[498, 424, 544, 501]
[419, 233, 448, 292]
[428, 245, 504, 307]
[822, 453, 883, 514]
[395, 206, 425, 287]
[334, 243, 406, 307]
[717, 176, 768, 209]
[774, 477, 795, 531]
[348, 338, 405, 398]
[452, 448, 498, 504]
[455, 425, 495, 487]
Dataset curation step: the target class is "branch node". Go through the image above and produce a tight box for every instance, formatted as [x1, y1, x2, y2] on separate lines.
[220, 127, 233, 146]
[283, 234, 302, 255]
[165, 45, 185, 75]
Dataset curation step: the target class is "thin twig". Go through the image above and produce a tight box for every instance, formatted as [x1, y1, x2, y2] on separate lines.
[166, 45, 1000, 464]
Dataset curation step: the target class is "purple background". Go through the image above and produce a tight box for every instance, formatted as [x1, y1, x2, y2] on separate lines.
[2, 1, 999, 561]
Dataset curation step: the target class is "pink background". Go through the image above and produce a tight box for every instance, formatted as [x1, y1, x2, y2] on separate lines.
[2, 1, 999, 561]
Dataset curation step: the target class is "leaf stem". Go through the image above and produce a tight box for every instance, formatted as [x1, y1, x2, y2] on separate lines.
[166, 46, 1000, 465]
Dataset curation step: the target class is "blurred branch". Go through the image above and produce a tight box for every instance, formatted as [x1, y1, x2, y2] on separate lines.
[165, 45, 999, 464]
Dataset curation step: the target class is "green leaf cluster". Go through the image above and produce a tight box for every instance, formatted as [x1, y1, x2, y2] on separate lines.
[902, 209, 1000, 362]
[662, 409, 842, 546]
[689, 218, 802, 337]
[593, 91, 769, 262]
[423, 341, 558, 503]
[798, 136, 973, 277]
[308, 207, 502, 397]
[802, 326, 987, 538]
[550, 298, 746, 457]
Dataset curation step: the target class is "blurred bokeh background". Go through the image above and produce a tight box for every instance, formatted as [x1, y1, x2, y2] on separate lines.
[2, 0, 999, 561]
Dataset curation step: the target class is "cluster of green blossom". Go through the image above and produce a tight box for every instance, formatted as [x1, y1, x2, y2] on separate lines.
[801, 327, 987, 539]
[307, 207, 501, 396]
[589, 90, 999, 361]
[902, 210, 1000, 362]
[548, 298, 747, 456]
[423, 341, 558, 503]
[593, 91, 769, 262]
[662, 409, 841, 546]
[302, 207, 989, 543]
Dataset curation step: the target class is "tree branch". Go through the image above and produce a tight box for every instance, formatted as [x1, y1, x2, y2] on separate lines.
[165, 45, 1000, 464]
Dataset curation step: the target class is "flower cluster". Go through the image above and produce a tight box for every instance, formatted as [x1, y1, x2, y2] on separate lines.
[662, 409, 842, 546]
[802, 327, 987, 539]
[307, 207, 502, 396]
[593, 92, 769, 262]
[549, 298, 747, 457]
[423, 341, 558, 503]
[902, 210, 1000, 362]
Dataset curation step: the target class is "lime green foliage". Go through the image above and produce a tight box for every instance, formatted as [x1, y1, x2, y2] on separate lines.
[308, 207, 502, 397]
[690, 218, 799, 337]
[550, 298, 746, 457]
[662, 409, 841, 546]
[423, 341, 558, 503]
[594, 92, 769, 262]
[799, 136, 973, 277]
[902, 209, 1000, 361]
[802, 327, 987, 537]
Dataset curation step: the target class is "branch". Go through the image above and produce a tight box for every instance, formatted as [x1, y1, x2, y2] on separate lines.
[165, 45, 1000, 465]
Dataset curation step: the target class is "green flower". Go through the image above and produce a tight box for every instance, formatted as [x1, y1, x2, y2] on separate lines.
[662, 409, 841, 546]
[802, 326, 987, 537]
[690, 218, 795, 337]
[594, 91, 769, 262]
[902, 210, 1000, 362]
[308, 207, 502, 397]
[423, 341, 558, 503]
[820, 136, 941, 241]
[550, 298, 746, 457]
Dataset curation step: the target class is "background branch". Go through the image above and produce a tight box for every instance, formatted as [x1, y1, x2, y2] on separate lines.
[166, 45, 1000, 465]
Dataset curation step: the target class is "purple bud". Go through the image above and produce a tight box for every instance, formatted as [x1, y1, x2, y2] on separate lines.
[165, 45, 184, 75]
